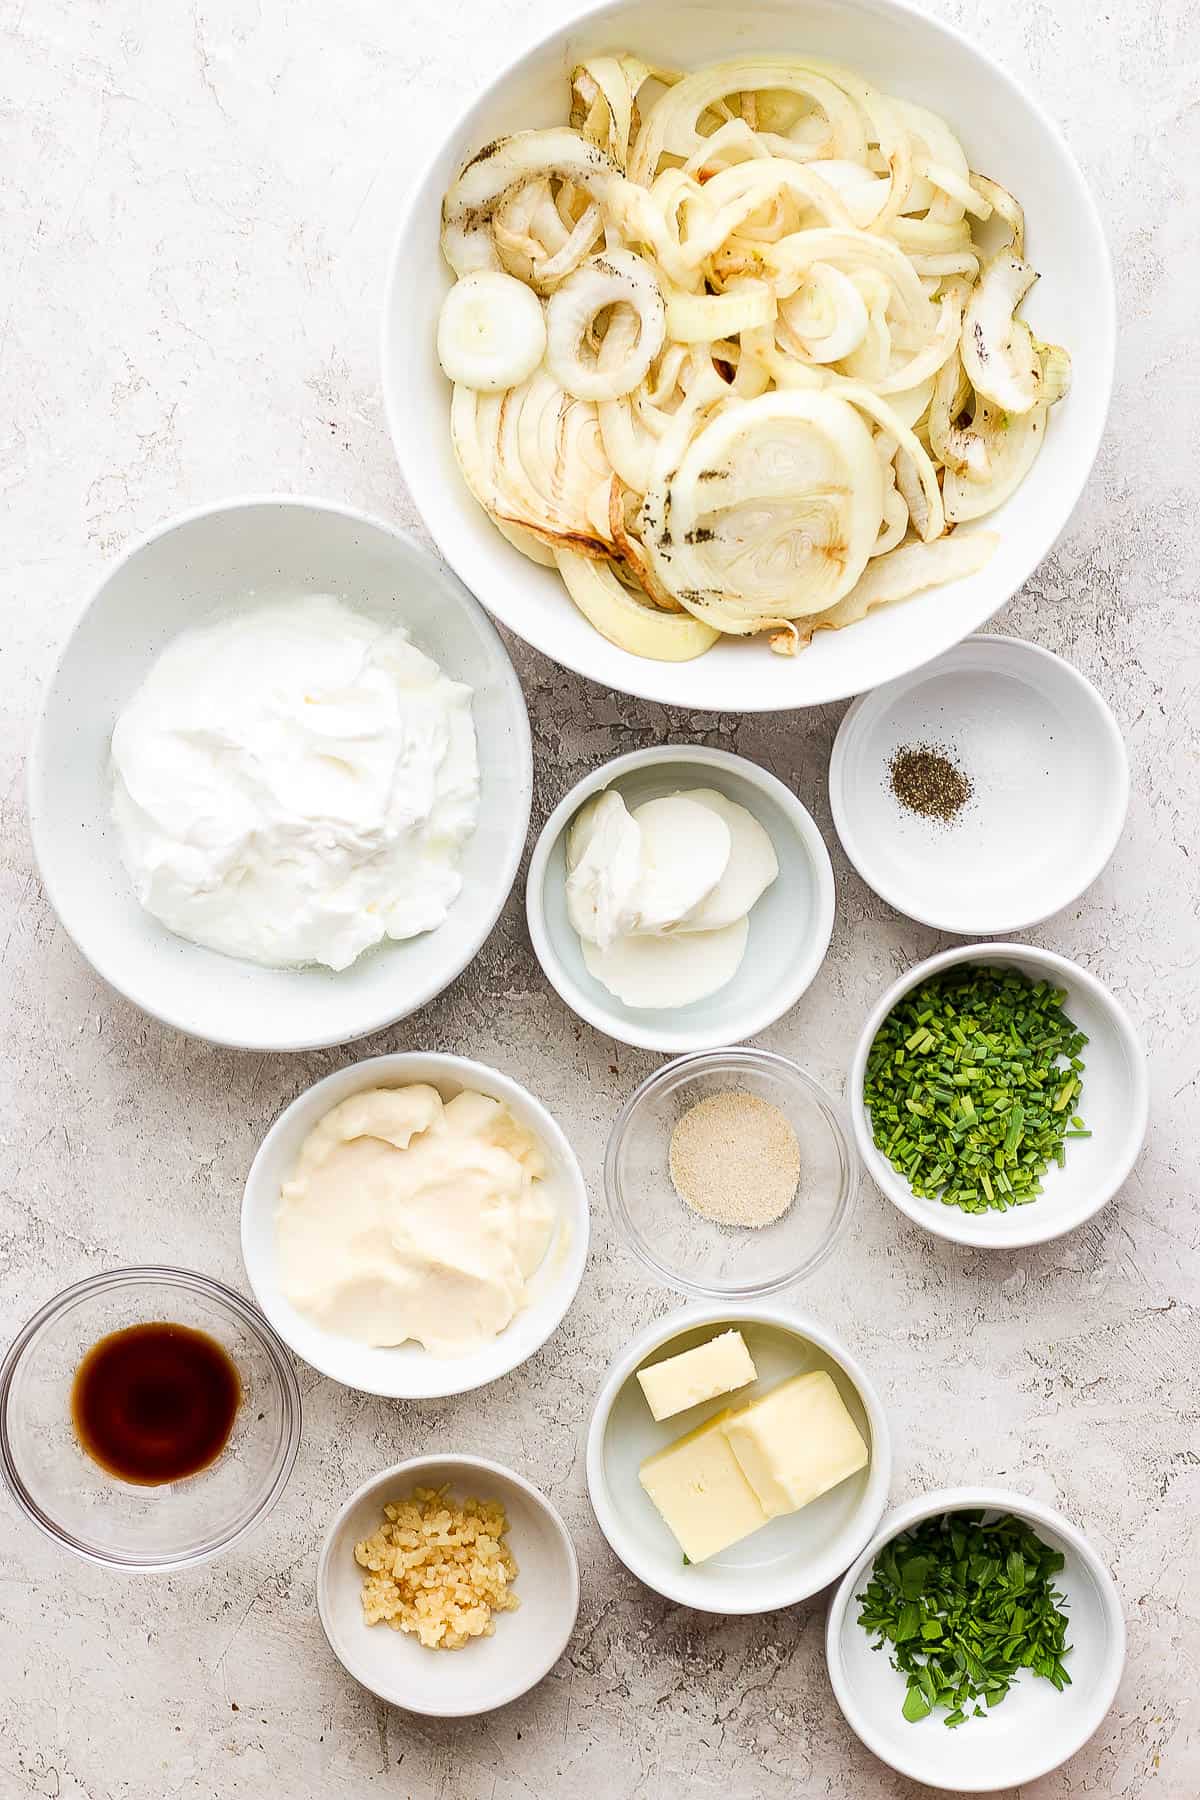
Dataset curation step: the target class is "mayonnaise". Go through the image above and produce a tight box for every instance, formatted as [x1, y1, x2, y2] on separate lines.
[564, 787, 778, 1008]
[110, 595, 479, 971]
[276, 1085, 554, 1356]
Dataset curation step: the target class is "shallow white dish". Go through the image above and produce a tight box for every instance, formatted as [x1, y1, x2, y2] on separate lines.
[826, 1486, 1125, 1792]
[829, 636, 1129, 935]
[241, 1052, 589, 1397]
[586, 1301, 891, 1614]
[29, 498, 532, 1051]
[317, 1453, 579, 1716]
[526, 746, 835, 1053]
[849, 943, 1149, 1248]
[382, 0, 1114, 712]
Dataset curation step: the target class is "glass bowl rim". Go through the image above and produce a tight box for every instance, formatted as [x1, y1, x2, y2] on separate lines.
[0, 1264, 303, 1571]
[603, 1046, 860, 1299]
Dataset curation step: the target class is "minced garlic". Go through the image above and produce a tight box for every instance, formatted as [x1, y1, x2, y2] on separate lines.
[354, 1486, 519, 1650]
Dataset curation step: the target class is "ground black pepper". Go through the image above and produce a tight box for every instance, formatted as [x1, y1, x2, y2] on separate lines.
[888, 742, 972, 822]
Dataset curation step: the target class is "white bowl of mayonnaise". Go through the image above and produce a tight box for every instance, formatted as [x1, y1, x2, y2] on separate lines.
[241, 1051, 589, 1398]
[29, 498, 531, 1050]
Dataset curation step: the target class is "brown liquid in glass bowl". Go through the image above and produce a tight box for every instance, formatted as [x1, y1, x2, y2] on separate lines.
[71, 1321, 240, 1485]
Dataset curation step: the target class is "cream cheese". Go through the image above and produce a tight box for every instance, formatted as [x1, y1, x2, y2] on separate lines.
[110, 595, 479, 971]
[564, 787, 778, 1009]
[275, 1084, 554, 1356]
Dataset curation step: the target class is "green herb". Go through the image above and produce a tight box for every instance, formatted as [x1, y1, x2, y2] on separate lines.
[862, 965, 1089, 1213]
[682, 1553, 691, 1566]
[856, 1511, 1072, 1727]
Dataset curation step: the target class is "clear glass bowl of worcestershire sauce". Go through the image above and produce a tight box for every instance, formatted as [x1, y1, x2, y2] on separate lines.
[0, 1267, 301, 1569]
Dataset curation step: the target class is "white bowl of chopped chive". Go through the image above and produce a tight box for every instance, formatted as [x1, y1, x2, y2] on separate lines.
[825, 1487, 1126, 1791]
[849, 945, 1149, 1248]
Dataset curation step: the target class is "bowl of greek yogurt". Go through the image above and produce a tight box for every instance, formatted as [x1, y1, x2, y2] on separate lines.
[526, 746, 835, 1054]
[29, 498, 532, 1050]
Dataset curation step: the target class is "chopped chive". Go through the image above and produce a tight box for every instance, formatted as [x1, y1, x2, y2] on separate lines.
[862, 967, 1088, 1216]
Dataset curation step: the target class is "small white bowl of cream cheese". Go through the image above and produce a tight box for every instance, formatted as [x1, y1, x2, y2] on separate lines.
[28, 498, 531, 1050]
[241, 1050, 589, 1398]
[526, 746, 835, 1053]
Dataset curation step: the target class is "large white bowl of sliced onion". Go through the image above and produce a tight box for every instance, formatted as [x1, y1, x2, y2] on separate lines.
[382, 0, 1114, 711]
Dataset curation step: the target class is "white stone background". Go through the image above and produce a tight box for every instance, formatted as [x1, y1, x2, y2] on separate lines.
[2, 0, 1198, 1794]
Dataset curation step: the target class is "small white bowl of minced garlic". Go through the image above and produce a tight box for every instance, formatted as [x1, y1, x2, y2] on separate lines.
[240, 1052, 589, 1398]
[605, 1048, 859, 1298]
[317, 1453, 579, 1715]
[526, 745, 835, 1054]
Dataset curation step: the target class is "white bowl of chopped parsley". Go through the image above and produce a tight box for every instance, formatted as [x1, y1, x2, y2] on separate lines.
[825, 1486, 1125, 1791]
[849, 944, 1149, 1247]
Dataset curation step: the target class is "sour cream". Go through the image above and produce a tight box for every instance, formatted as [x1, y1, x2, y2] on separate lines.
[110, 595, 479, 971]
[276, 1084, 554, 1356]
[565, 787, 778, 1008]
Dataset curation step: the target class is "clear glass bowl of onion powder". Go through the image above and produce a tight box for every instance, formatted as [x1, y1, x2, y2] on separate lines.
[605, 1049, 858, 1298]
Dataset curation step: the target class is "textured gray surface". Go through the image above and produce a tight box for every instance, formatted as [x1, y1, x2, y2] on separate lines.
[2, 0, 1198, 1795]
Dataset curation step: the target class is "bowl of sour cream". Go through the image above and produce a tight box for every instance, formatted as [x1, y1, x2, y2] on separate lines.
[29, 498, 532, 1050]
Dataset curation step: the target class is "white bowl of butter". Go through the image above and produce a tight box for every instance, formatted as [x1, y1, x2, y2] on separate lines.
[585, 1302, 891, 1614]
[527, 746, 836, 1054]
[241, 1052, 589, 1398]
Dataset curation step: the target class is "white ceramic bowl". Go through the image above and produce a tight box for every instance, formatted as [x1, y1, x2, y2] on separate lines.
[317, 1454, 579, 1716]
[241, 1052, 589, 1397]
[382, 0, 1114, 712]
[849, 944, 1149, 1248]
[826, 1486, 1125, 1792]
[29, 498, 532, 1051]
[526, 746, 835, 1053]
[829, 636, 1130, 935]
[586, 1301, 891, 1614]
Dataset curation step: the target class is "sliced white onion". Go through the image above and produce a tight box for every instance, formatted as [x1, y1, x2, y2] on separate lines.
[961, 254, 1043, 414]
[929, 348, 989, 480]
[779, 262, 869, 363]
[442, 128, 663, 276]
[545, 250, 666, 400]
[832, 379, 945, 540]
[806, 158, 892, 227]
[553, 548, 719, 660]
[450, 376, 611, 554]
[629, 60, 868, 182]
[797, 530, 999, 641]
[437, 271, 546, 391]
[642, 388, 884, 627]
[970, 174, 1025, 255]
[665, 281, 776, 344]
[943, 404, 1049, 521]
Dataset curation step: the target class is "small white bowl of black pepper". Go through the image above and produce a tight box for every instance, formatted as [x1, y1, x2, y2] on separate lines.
[828, 636, 1129, 937]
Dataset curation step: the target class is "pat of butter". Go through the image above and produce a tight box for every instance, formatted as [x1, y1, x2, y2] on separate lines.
[638, 1409, 769, 1562]
[636, 1329, 758, 1422]
[722, 1370, 869, 1519]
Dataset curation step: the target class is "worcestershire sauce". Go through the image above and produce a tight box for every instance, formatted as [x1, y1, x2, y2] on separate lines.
[71, 1322, 240, 1485]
